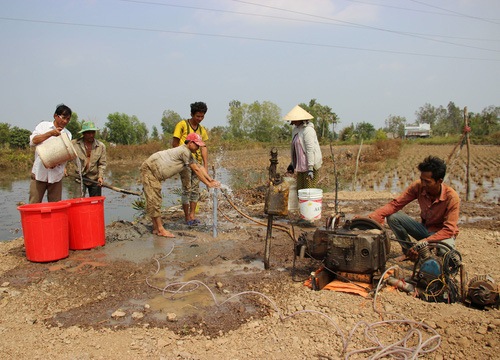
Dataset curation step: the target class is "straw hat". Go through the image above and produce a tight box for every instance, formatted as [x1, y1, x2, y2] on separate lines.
[283, 105, 314, 121]
[79, 121, 99, 133]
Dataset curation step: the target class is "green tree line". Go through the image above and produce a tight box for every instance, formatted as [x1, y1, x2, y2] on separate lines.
[1, 100, 499, 149]
[383, 102, 500, 139]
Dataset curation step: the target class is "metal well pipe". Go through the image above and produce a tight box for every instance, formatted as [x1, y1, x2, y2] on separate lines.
[212, 165, 218, 238]
[213, 188, 218, 238]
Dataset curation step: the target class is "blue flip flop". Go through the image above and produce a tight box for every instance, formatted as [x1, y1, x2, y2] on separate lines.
[186, 219, 200, 226]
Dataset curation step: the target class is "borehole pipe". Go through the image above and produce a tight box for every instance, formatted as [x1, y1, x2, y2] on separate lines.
[220, 189, 296, 243]
[213, 188, 218, 238]
[212, 165, 218, 238]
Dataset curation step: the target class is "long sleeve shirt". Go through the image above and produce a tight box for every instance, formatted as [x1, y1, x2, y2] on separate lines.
[72, 138, 107, 182]
[368, 180, 460, 242]
[290, 122, 322, 172]
[30, 121, 72, 183]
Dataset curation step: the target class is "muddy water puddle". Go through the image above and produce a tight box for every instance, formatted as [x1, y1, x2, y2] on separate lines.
[88, 224, 265, 323]
[39, 221, 270, 333]
[145, 260, 263, 318]
[460, 215, 493, 224]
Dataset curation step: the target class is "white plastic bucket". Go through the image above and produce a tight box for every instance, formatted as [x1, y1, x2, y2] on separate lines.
[283, 177, 299, 211]
[298, 188, 323, 220]
[36, 133, 77, 168]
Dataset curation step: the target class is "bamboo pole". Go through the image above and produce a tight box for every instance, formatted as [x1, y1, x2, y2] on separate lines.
[444, 108, 472, 200]
[445, 110, 467, 184]
[352, 138, 363, 191]
[212, 165, 218, 238]
[464, 107, 471, 201]
[447, 132, 466, 165]
[68, 174, 142, 196]
[329, 142, 339, 214]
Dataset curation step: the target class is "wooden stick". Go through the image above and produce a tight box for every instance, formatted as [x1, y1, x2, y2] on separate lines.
[352, 138, 363, 191]
[68, 175, 142, 196]
[464, 107, 471, 201]
[329, 141, 339, 214]
[447, 132, 466, 164]
[445, 107, 472, 202]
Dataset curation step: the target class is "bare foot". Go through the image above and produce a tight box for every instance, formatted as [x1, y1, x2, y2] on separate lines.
[153, 229, 175, 238]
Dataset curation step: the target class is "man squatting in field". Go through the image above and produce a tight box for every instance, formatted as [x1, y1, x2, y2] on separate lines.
[368, 156, 460, 262]
[140, 133, 220, 238]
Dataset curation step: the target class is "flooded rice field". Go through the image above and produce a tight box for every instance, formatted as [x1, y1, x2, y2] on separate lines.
[1, 143, 499, 241]
[1, 175, 144, 242]
[0, 167, 232, 241]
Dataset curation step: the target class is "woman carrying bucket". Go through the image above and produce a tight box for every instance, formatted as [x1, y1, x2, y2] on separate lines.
[284, 105, 323, 191]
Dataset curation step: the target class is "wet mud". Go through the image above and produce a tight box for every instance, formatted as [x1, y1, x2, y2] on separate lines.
[2, 196, 298, 338]
[2, 187, 498, 339]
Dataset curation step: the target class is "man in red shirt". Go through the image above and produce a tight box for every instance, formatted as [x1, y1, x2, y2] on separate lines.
[368, 156, 460, 261]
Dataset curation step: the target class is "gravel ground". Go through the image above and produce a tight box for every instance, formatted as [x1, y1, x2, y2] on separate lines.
[0, 188, 499, 360]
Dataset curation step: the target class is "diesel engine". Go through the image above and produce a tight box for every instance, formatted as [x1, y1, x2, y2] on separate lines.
[295, 216, 390, 286]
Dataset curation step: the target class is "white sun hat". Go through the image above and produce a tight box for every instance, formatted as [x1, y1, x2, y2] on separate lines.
[283, 105, 314, 121]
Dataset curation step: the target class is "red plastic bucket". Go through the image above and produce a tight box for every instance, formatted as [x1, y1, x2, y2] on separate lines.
[66, 196, 106, 250]
[17, 202, 71, 262]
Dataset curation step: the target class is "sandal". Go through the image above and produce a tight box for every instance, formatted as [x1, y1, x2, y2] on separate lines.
[186, 219, 199, 226]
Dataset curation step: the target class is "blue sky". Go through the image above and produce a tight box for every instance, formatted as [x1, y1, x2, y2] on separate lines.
[1, 0, 499, 133]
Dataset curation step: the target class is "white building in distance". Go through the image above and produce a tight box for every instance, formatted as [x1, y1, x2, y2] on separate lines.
[404, 123, 431, 138]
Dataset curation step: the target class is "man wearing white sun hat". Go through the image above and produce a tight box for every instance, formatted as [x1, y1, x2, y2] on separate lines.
[284, 105, 323, 191]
